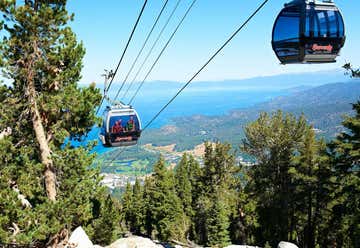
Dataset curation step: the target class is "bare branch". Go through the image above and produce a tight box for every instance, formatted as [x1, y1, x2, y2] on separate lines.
[0, 127, 12, 140]
[11, 222, 20, 237]
[12, 185, 32, 208]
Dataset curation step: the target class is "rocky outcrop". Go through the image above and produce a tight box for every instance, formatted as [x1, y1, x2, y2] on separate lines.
[107, 236, 163, 248]
[66, 228, 163, 248]
[224, 246, 261, 248]
[65, 227, 93, 248]
[277, 241, 299, 248]
[65, 226, 299, 248]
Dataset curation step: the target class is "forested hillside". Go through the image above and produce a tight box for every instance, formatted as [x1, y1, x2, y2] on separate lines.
[141, 81, 360, 151]
[120, 104, 360, 248]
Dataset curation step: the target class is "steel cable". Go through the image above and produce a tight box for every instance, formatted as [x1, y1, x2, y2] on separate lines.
[142, 0, 270, 131]
[121, 0, 184, 102]
[128, 0, 197, 105]
[113, 0, 170, 101]
[96, 0, 148, 114]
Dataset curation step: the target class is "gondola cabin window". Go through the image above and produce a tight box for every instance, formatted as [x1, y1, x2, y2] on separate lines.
[99, 105, 142, 147]
[109, 115, 139, 136]
[273, 7, 300, 43]
[273, 7, 301, 59]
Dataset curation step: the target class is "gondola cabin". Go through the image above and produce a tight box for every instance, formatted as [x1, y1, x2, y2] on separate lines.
[99, 104, 142, 147]
[272, 0, 345, 64]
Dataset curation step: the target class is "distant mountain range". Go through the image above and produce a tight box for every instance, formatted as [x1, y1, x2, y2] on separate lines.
[88, 69, 347, 93]
[140, 80, 360, 151]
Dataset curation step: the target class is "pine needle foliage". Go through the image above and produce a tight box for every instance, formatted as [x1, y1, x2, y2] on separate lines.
[0, 0, 116, 246]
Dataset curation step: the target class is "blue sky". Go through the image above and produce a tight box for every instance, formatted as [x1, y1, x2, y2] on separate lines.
[67, 0, 359, 85]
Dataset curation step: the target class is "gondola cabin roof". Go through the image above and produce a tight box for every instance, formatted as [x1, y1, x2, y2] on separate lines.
[285, 0, 338, 8]
[104, 106, 135, 117]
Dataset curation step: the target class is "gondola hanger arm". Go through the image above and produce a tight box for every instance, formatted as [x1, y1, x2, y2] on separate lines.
[101, 70, 128, 108]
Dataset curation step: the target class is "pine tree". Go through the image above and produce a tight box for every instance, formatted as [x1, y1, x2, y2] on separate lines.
[91, 194, 122, 246]
[130, 178, 144, 235]
[202, 142, 237, 195]
[187, 154, 202, 192]
[193, 143, 237, 246]
[0, 1, 106, 245]
[143, 176, 155, 237]
[175, 154, 193, 217]
[206, 195, 231, 247]
[241, 111, 307, 245]
[122, 182, 133, 230]
[229, 166, 259, 245]
[185, 154, 202, 241]
[147, 156, 186, 241]
[290, 127, 334, 248]
[328, 101, 360, 247]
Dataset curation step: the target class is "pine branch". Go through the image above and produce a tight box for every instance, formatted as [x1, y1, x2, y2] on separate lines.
[343, 63, 360, 78]
[47, 228, 69, 248]
[171, 239, 200, 248]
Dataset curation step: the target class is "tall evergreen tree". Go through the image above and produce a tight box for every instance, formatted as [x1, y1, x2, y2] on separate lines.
[0, 1, 105, 245]
[328, 101, 360, 247]
[187, 154, 202, 193]
[143, 176, 155, 237]
[193, 143, 237, 246]
[290, 127, 334, 248]
[229, 165, 259, 245]
[148, 156, 186, 241]
[206, 196, 231, 247]
[202, 142, 237, 195]
[241, 111, 306, 246]
[175, 153, 202, 240]
[175, 154, 193, 217]
[91, 194, 122, 246]
[185, 154, 202, 241]
[129, 178, 144, 235]
[122, 182, 133, 229]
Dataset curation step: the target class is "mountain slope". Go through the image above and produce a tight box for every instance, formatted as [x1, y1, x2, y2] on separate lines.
[251, 81, 359, 136]
[140, 81, 360, 151]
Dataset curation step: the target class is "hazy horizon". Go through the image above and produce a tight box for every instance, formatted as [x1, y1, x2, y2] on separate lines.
[81, 67, 349, 83]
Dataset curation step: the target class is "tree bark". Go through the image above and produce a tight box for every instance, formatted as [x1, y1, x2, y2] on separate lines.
[26, 46, 57, 201]
[28, 82, 57, 201]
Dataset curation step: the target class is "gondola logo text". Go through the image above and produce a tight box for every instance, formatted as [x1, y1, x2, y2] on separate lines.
[312, 44, 333, 52]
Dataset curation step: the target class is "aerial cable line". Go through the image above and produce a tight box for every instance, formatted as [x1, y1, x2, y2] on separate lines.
[104, 0, 148, 97]
[142, 0, 269, 131]
[105, 147, 127, 165]
[96, 0, 148, 115]
[128, 0, 197, 105]
[113, 0, 170, 101]
[120, 0, 183, 102]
